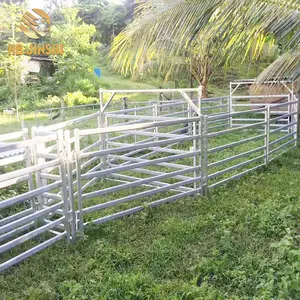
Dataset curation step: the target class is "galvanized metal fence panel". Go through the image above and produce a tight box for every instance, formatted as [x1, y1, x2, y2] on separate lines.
[0, 130, 70, 272]
[73, 117, 203, 235]
[0, 87, 299, 272]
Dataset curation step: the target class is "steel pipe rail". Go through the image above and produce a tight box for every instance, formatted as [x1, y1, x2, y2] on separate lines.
[1, 86, 298, 272]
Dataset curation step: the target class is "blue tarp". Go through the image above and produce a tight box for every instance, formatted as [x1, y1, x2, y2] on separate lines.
[94, 68, 101, 78]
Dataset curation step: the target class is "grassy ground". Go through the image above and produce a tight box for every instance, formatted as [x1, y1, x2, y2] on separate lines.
[0, 145, 299, 299]
[1, 65, 298, 299]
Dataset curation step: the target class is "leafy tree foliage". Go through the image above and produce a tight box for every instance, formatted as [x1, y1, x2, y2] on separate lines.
[77, 0, 133, 45]
[110, 0, 300, 94]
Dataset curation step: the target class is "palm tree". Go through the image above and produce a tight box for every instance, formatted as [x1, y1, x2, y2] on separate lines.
[110, 0, 299, 95]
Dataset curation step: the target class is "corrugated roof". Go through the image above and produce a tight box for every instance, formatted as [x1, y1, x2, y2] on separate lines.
[0, 142, 25, 159]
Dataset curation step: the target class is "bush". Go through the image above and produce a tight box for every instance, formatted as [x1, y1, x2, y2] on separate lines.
[73, 78, 97, 97]
[0, 85, 11, 103]
[63, 91, 98, 107]
[19, 86, 43, 110]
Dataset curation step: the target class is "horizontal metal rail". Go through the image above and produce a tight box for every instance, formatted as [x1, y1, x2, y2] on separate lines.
[270, 122, 297, 134]
[231, 94, 288, 99]
[208, 134, 266, 153]
[0, 131, 25, 142]
[208, 108, 267, 121]
[0, 232, 66, 273]
[41, 112, 100, 131]
[0, 202, 63, 235]
[82, 135, 200, 159]
[1, 89, 298, 273]
[79, 116, 200, 137]
[269, 132, 295, 146]
[0, 181, 62, 210]
[0, 217, 65, 254]
[82, 151, 199, 180]
[208, 146, 265, 168]
[84, 187, 202, 226]
[0, 208, 34, 227]
[208, 155, 265, 180]
[0, 159, 59, 183]
[110, 173, 192, 193]
[208, 121, 267, 138]
[102, 88, 199, 93]
[209, 164, 264, 189]
[0, 222, 35, 244]
[83, 176, 201, 215]
[0, 175, 30, 189]
[269, 138, 296, 155]
[82, 166, 198, 200]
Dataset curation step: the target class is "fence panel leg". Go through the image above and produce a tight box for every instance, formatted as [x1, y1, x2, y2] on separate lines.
[200, 116, 209, 196]
[74, 129, 84, 236]
[265, 106, 270, 164]
[65, 130, 76, 242]
[57, 130, 71, 241]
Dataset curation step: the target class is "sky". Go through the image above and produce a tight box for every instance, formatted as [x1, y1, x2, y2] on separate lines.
[28, 0, 123, 9]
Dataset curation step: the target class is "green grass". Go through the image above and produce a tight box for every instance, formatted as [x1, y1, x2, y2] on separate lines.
[0, 146, 299, 299]
[1, 66, 298, 299]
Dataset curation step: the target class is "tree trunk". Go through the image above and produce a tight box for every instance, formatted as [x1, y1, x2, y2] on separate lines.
[192, 57, 210, 98]
[200, 59, 209, 98]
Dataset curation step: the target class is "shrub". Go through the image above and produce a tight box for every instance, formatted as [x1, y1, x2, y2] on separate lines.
[63, 91, 98, 107]
[74, 78, 97, 97]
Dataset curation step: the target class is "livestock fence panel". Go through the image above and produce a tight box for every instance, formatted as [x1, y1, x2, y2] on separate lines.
[73, 116, 204, 235]
[0, 86, 299, 272]
[0, 129, 70, 272]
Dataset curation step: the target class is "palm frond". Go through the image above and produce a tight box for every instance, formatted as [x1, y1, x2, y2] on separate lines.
[257, 48, 300, 84]
[110, 0, 300, 83]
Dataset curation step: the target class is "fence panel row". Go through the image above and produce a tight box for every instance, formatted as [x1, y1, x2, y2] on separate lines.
[0, 95, 298, 272]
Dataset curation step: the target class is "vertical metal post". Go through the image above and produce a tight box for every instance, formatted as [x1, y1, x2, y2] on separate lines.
[188, 104, 192, 134]
[74, 129, 84, 236]
[200, 116, 209, 196]
[288, 94, 292, 134]
[31, 127, 44, 212]
[153, 104, 158, 142]
[50, 108, 53, 125]
[193, 120, 197, 190]
[265, 106, 270, 164]
[23, 128, 34, 209]
[198, 85, 202, 115]
[98, 112, 107, 171]
[193, 119, 201, 192]
[105, 113, 110, 168]
[57, 130, 71, 241]
[99, 88, 104, 113]
[297, 94, 300, 143]
[229, 82, 233, 128]
[292, 94, 298, 142]
[197, 118, 202, 192]
[134, 105, 137, 143]
[99, 89, 107, 171]
[159, 92, 163, 113]
[65, 130, 76, 242]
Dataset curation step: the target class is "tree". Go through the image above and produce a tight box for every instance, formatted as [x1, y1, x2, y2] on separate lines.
[110, 0, 300, 94]
[47, 8, 100, 96]
[77, 0, 132, 45]
[0, 2, 25, 120]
